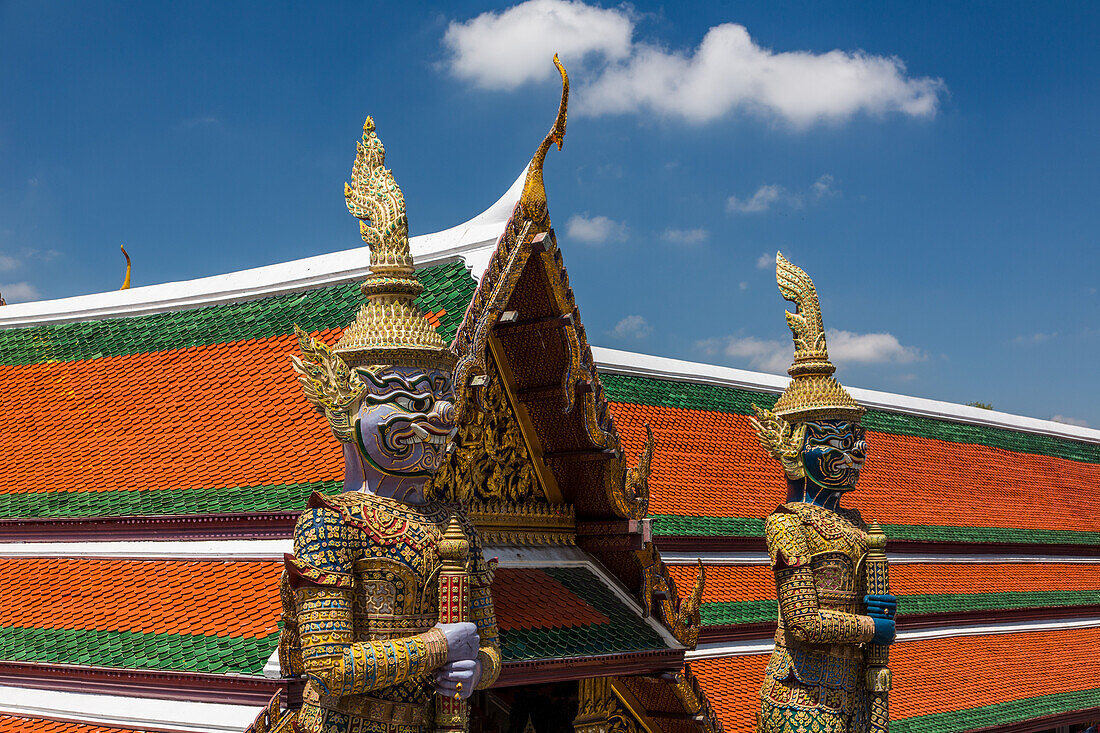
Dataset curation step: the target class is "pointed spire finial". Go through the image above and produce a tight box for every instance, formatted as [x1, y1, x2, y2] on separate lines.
[518, 54, 569, 225]
[120, 245, 131, 290]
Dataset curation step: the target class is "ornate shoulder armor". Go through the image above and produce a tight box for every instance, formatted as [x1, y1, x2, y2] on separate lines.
[765, 507, 810, 569]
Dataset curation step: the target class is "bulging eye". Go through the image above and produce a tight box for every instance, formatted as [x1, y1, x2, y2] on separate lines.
[394, 396, 414, 411]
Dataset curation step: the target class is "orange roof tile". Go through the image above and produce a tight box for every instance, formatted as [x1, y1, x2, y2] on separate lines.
[492, 568, 610, 631]
[0, 714, 156, 733]
[0, 557, 282, 638]
[667, 562, 1100, 606]
[692, 627, 1100, 732]
[611, 402, 1100, 533]
[0, 333, 341, 498]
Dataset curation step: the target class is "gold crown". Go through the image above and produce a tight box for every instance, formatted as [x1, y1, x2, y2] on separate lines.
[334, 117, 455, 372]
[770, 252, 863, 423]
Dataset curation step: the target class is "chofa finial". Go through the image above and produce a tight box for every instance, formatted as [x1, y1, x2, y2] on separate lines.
[120, 245, 131, 290]
[518, 55, 569, 225]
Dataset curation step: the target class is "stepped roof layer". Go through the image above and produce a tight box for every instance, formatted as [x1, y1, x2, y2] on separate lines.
[692, 623, 1100, 733]
[0, 715, 155, 732]
[0, 556, 669, 676]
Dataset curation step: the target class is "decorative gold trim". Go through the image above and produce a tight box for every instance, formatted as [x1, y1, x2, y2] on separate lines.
[332, 116, 454, 371]
[611, 424, 651, 520]
[519, 54, 568, 228]
[452, 56, 568, 421]
[466, 499, 575, 546]
[489, 335, 564, 503]
[671, 663, 725, 733]
[609, 679, 659, 733]
[427, 356, 543, 505]
[637, 543, 704, 648]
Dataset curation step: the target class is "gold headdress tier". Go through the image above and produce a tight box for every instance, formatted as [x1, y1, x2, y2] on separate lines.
[334, 117, 455, 371]
[770, 252, 864, 423]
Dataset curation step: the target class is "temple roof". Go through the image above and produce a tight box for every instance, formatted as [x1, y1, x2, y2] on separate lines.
[4, 160, 1100, 733]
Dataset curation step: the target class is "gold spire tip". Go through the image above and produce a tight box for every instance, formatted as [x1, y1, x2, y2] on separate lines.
[120, 244, 131, 290]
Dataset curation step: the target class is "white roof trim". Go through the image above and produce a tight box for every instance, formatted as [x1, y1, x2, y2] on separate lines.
[0, 685, 261, 733]
[592, 346, 1100, 444]
[687, 615, 1100, 660]
[0, 169, 525, 329]
[0, 539, 292, 559]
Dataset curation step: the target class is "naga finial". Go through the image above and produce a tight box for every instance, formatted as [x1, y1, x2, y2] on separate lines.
[344, 116, 413, 274]
[518, 55, 569, 224]
[776, 252, 828, 373]
[330, 117, 454, 371]
[120, 245, 131, 290]
[757, 252, 864, 426]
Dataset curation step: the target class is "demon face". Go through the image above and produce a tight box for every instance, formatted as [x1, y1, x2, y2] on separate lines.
[801, 419, 867, 492]
[353, 366, 456, 479]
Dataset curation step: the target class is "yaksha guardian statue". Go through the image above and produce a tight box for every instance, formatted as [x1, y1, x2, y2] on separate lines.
[749, 253, 896, 733]
[271, 118, 500, 733]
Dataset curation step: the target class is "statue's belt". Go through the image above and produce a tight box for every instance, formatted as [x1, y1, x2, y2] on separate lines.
[305, 685, 429, 726]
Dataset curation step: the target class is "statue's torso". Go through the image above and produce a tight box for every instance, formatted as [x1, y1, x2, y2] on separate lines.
[760, 502, 870, 732]
[286, 492, 481, 732]
[773, 502, 868, 645]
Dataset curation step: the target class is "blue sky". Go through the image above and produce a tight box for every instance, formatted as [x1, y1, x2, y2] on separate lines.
[2, 1, 1098, 426]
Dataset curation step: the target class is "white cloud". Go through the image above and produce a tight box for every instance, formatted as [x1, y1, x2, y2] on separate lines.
[445, 2, 946, 127]
[0, 282, 40, 303]
[825, 329, 924, 364]
[612, 315, 652, 340]
[730, 176, 840, 214]
[0, 254, 18, 271]
[697, 335, 791, 374]
[727, 184, 785, 213]
[443, 0, 633, 90]
[697, 328, 922, 374]
[811, 174, 839, 199]
[756, 252, 774, 270]
[662, 227, 709, 245]
[1013, 331, 1057, 345]
[565, 213, 628, 244]
[739, 281, 749, 291]
[1051, 414, 1090, 428]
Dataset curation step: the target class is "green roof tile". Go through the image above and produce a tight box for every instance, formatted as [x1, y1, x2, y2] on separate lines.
[0, 625, 277, 675]
[602, 374, 1100, 465]
[0, 261, 476, 366]
[651, 514, 1100, 546]
[892, 688, 1100, 733]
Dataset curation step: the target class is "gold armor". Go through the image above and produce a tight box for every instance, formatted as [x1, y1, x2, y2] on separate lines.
[759, 502, 875, 733]
[279, 492, 501, 733]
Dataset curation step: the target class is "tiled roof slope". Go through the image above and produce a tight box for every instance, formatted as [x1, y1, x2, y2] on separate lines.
[0, 262, 474, 519]
[693, 625, 1100, 733]
[0, 715, 156, 733]
[0, 557, 664, 674]
[605, 375, 1100, 545]
[668, 562, 1100, 626]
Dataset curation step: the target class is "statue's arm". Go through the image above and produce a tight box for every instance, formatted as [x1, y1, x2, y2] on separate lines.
[766, 511, 876, 645]
[288, 507, 449, 696]
[469, 533, 501, 689]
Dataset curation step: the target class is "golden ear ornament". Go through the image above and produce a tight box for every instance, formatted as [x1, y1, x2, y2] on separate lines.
[748, 405, 806, 480]
[290, 325, 366, 443]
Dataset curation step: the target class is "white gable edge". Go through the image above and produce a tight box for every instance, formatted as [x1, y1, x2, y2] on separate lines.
[0, 169, 526, 329]
[592, 346, 1100, 445]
